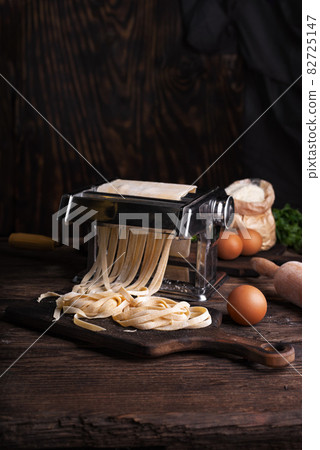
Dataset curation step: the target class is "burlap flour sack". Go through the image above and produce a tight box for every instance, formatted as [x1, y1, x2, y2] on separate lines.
[226, 179, 276, 250]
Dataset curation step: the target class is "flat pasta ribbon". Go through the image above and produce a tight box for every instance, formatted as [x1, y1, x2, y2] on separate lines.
[38, 227, 212, 332]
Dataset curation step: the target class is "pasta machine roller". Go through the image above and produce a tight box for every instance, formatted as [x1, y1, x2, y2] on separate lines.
[58, 180, 234, 301]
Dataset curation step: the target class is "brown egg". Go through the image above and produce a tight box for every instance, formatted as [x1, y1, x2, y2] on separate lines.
[238, 229, 262, 256]
[227, 285, 267, 325]
[218, 231, 243, 260]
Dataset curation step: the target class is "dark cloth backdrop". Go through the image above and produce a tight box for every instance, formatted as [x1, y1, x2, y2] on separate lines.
[182, 0, 302, 209]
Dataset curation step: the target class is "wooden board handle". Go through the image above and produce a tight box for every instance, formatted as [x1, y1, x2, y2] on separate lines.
[201, 331, 295, 368]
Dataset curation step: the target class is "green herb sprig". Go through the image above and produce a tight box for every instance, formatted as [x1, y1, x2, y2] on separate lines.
[272, 204, 302, 253]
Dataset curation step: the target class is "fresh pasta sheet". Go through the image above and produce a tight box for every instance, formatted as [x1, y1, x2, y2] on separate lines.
[97, 179, 197, 200]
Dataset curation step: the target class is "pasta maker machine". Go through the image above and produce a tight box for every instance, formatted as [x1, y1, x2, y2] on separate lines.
[58, 181, 234, 301]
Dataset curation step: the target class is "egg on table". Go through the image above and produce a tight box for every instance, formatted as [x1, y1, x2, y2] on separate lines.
[217, 231, 243, 260]
[227, 285, 267, 325]
[238, 229, 262, 256]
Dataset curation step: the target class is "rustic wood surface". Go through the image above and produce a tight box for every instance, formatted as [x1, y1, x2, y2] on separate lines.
[0, 0, 243, 237]
[0, 241, 302, 449]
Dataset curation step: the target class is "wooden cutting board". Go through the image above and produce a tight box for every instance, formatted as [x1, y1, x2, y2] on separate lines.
[4, 298, 295, 368]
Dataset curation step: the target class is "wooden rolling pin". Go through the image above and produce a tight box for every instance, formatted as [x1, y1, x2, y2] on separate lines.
[8, 233, 85, 251]
[9, 233, 56, 251]
[251, 258, 302, 307]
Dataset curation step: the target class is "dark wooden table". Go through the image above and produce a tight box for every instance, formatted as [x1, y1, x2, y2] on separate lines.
[0, 242, 302, 449]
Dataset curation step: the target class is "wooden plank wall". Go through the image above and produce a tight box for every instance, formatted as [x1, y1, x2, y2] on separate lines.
[0, 0, 243, 236]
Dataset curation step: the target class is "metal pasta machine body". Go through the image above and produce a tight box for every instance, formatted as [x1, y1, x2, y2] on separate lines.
[58, 182, 234, 301]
